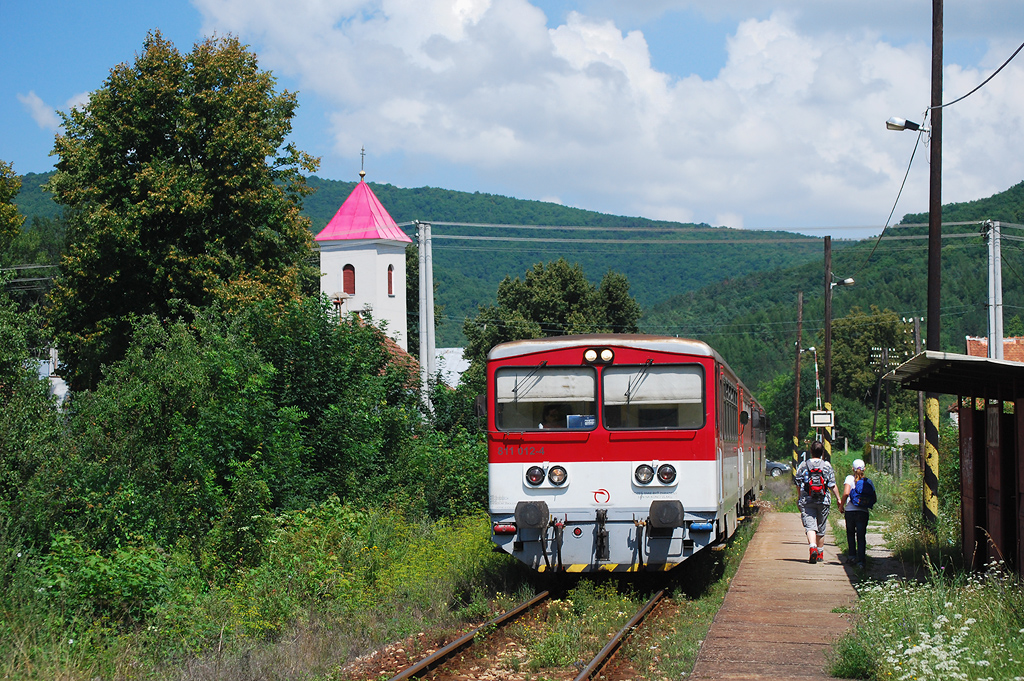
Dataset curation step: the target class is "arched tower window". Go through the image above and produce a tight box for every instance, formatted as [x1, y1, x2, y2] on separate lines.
[343, 264, 355, 295]
[387, 264, 395, 296]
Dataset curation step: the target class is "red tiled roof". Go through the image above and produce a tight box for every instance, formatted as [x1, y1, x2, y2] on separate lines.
[315, 180, 412, 243]
[965, 336, 1024, 363]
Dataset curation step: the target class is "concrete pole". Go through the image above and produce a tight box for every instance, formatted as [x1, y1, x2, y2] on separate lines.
[987, 221, 1004, 359]
[424, 222, 436, 381]
[417, 221, 431, 410]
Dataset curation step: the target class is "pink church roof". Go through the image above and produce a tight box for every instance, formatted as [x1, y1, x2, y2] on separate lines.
[315, 179, 412, 243]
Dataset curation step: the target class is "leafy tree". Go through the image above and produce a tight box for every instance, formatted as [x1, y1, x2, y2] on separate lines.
[46, 31, 319, 390]
[461, 258, 641, 392]
[1006, 314, 1024, 337]
[0, 170, 60, 542]
[0, 278, 61, 539]
[0, 161, 24, 254]
[826, 305, 917, 430]
[238, 296, 422, 501]
[22, 312, 309, 552]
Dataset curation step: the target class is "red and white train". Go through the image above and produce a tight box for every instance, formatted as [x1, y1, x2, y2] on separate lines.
[487, 334, 767, 573]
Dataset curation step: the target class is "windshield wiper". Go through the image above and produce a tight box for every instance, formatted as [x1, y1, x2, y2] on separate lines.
[624, 359, 653, 405]
[512, 361, 548, 403]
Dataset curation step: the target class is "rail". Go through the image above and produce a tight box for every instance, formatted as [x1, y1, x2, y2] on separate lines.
[388, 590, 550, 680]
[572, 589, 666, 681]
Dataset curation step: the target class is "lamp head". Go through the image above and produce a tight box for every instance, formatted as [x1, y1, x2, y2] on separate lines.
[831, 276, 855, 288]
[886, 116, 925, 132]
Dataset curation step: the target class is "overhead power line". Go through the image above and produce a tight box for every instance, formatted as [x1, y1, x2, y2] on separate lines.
[431, 234, 820, 245]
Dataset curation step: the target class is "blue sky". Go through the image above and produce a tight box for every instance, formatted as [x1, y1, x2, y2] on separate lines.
[3, 1, 1023, 236]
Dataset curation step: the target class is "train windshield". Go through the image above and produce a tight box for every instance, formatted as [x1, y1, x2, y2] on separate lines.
[602, 364, 705, 430]
[494, 366, 597, 431]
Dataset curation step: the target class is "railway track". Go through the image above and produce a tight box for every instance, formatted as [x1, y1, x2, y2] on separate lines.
[387, 590, 550, 680]
[571, 588, 665, 681]
[385, 588, 666, 680]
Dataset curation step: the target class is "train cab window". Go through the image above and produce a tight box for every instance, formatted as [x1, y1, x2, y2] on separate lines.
[602, 364, 704, 430]
[494, 366, 596, 431]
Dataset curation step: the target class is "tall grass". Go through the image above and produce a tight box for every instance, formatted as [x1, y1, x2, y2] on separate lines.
[0, 500, 525, 680]
[829, 562, 1024, 680]
[828, 422, 1024, 680]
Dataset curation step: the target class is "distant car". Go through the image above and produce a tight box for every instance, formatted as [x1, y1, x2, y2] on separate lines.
[766, 461, 791, 478]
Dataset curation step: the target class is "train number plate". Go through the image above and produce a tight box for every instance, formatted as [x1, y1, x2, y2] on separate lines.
[494, 445, 545, 456]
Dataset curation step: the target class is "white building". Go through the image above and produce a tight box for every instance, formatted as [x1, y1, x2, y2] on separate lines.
[315, 172, 412, 350]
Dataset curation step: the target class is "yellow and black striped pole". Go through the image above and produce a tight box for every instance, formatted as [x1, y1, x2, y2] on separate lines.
[922, 393, 940, 525]
[792, 435, 800, 478]
[823, 401, 833, 461]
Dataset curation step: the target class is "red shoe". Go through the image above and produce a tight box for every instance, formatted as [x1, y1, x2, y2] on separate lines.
[816, 548, 824, 562]
[809, 547, 817, 564]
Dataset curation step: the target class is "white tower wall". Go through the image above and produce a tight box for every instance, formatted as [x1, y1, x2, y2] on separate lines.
[320, 239, 408, 350]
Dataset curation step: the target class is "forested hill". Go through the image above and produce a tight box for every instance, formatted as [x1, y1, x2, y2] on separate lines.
[15, 172, 827, 346]
[21, 170, 1023, 362]
[642, 182, 1024, 390]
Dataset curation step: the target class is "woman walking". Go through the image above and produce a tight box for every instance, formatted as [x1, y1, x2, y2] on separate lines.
[841, 459, 873, 568]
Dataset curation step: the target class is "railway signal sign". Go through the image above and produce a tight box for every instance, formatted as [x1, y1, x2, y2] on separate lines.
[810, 410, 834, 428]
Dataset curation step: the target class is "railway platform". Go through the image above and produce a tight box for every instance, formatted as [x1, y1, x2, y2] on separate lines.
[689, 511, 861, 680]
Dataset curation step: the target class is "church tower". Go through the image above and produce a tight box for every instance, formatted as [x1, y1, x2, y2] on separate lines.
[315, 172, 412, 350]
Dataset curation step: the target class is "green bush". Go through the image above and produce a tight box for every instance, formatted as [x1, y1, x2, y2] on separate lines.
[389, 428, 488, 518]
[41, 534, 172, 624]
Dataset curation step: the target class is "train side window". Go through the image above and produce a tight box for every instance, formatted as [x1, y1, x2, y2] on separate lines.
[494, 366, 596, 431]
[602, 364, 705, 430]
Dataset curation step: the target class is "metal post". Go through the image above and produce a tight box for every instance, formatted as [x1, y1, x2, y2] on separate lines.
[793, 292, 803, 474]
[915, 317, 925, 471]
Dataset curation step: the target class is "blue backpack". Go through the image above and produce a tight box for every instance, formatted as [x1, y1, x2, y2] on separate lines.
[849, 478, 877, 509]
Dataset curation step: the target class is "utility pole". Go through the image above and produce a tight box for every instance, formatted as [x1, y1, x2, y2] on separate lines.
[792, 292, 803, 474]
[823, 236, 834, 460]
[922, 0, 943, 527]
[986, 220, 1004, 358]
[823, 237, 833, 406]
[417, 221, 436, 413]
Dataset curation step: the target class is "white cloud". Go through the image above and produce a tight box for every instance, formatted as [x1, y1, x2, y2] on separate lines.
[65, 91, 91, 111]
[192, 0, 1024, 232]
[17, 91, 61, 131]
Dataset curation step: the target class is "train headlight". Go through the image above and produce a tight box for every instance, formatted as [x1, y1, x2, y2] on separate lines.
[657, 464, 677, 484]
[634, 464, 654, 484]
[547, 465, 567, 485]
[583, 347, 614, 364]
[526, 466, 546, 486]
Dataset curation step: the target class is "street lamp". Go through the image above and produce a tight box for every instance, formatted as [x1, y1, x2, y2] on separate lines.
[885, 117, 929, 133]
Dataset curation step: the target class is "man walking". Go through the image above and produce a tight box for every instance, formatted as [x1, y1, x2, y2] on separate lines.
[794, 441, 844, 563]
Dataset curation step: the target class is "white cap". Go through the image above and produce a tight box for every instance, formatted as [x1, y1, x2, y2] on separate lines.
[852, 459, 865, 470]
